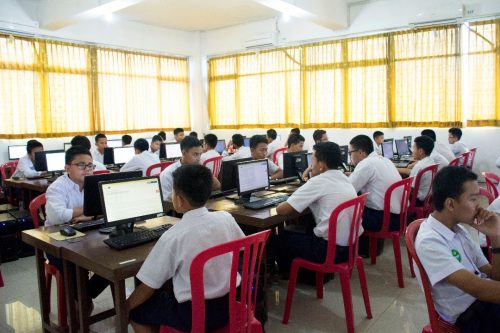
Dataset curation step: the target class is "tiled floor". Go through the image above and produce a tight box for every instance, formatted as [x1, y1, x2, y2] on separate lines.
[0, 239, 428, 333]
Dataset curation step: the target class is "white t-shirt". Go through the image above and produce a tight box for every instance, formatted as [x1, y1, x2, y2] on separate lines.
[373, 142, 382, 156]
[430, 150, 449, 171]
[435, 141, 455, 162]
[120, 151, 160, 176]
[159, 161, 182, 202]
[200, 149, 221, 172]
[267, 159, 280, 177]
[91, 148, 104, 164]
[222, 146, 251, 161]
[410, 156, 435, 201]
[450, 141, 468, 157]
[349, 152, 403, 213]
[287, 169, 358, 244]
[13, 155, 42, 178]
[136, 207, 245, 302]
[45, 174, 83, 226]
[266, 140, 282, 158]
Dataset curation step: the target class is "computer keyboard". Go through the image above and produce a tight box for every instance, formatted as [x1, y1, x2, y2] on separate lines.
[242, 195, 289, 210]
[103, 224, 173, 250]
[72, 218, 105, 232]
[269, 177, 299, 185]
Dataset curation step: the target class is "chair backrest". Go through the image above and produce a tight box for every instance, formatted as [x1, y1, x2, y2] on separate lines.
[381, 177, 413, 235]
[29, 193, 47, 228]
[479, 187, 494, 205]
[0, 269, 3, 288]
[189, 230, 271, 333]
[448, 156, 461, 167]
[325, 193, 368, 271]
[0, 161, 19, 183]
[460, 151, 471, 168]
[272, 147, 288, 165]
[203, 155, 223, 178]
[482, 172, 500, 199]
[145, 161, 174, 176]
[93, 169, 110, 175]
[467, 148, 477, 169]
[409, 164, 439, 212]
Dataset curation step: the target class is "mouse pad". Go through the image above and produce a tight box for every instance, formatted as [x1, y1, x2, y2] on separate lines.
[48, 230, 86, 241]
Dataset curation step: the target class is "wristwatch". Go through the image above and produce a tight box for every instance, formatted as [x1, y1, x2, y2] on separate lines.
[490, 247, 500, 254]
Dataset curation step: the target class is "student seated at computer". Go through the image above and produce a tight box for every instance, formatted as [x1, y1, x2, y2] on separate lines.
[12, 139, 46, 178]
[250, 135, 283, 180]
[158, 131, 166, 142]
[266, 129, 281, 158]
[289, 128, 300, 137]
[70, 135, 107, 171]
[173, 128, 185, 143]
[222, 134, 251, 161]
[149, 135, 162, 156]
[188, 131, 198, 138]
[277, 134, 305, 168]
[160, 136, 221, 202]
[418, 130, 449, 170]
[421, 129, 454, 162]
[122, 134, 132, 147]
[127, 164, 245, 333]
[313, 129, 328, 145]
[448, 127, 469, 157]
[372, 131, 384, 156]
[120, 139, 160, 176]
[274, 142, 358, 276]
[92, 133, 108, 164]
[348, 134, 402, 232]
[200, 134, 221, 170]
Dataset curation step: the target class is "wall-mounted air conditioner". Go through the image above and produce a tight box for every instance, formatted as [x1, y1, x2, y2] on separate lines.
[408, 2, 464, 27]
[244, 32, 278, 49]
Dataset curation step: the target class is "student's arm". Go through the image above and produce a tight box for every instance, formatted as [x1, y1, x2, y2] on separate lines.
[211, 176, 221, 190]
[268, 160, 283, 179]
[302, 165, 312, 180]
[472, 208, 500, 281]
[45, 186, 76, 225]
[126, 283, 156, 313]
[276, 202, 298, 215]
[271, 168, 283, 180]
[397, 167, 411, 176]
[445, 270, 500, 303]
[18, 156, 42, 178]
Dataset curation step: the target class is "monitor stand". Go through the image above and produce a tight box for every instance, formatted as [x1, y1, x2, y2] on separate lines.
[109, 222, 135, 238]
[235, 193, 252, 205]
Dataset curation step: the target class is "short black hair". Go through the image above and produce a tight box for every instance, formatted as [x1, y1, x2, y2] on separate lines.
[432, 166, 478, 211]
[266, 129, 277, 140]
[349, 135, 374, 155]
[174, 128, 184, 136]
[420, 129, 436, 142]
[290, 128, 300, 135]
[95, 133, 106, 143]
[65, 146, 91, 165]
[151, 135, 162, 143]
[172, 165, 212, 207]
[180, 136, 201, 152]
[70, 136, 91, 150]
[313, 142, 342, 170]
[287, 134, 305, 148]
[134, 138, 149, 152]
[204, 134, 218, 149]
[249, 135, 267, 149]
[189, 131, 198, 138]
[27, 139, 43, 154]
[232, 134, 244, 148]
[313, 129, 326, 143]
[449, 127, 462, 140]
[158, 131, 166, 141]
[122, 135, 132, 145]
[373, 131, 384, 140]
[414, 136, 434, 156]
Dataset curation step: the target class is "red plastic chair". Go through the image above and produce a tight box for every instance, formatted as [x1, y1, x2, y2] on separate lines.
[29, 194, 67, 328]
[482, 172, 500, 199]
[203, 155, 223, 178]
[408, 164, 439, 220]
[146, 161, 175, 177]
[93, 169, 110, 175]
[160, 230, 271, 333]
[405, 220, 462, 333]
[448, 156, 461, 167]
[272, 147, 287, 165]
[0, 269, 4, 288]
[363, 177, 413, 288]
[0, 161, 19, 205]
[478, 188, 494, 262]
[282, 194, 372, 333]
[467, 148, 477, 169]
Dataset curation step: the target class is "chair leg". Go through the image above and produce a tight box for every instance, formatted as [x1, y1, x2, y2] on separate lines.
[392, 236, 404, 288]
[356, 259, 372, 319]
[282, 262, 300, 324]
[339, 272, 355, 333]
[369, 237, 377, 265]
[408, 248, 416, 278]
[45, 270, 52, 314]
[316, 272, 324, 299]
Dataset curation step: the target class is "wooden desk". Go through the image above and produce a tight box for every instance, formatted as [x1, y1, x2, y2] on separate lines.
[4, 178, 50, 209]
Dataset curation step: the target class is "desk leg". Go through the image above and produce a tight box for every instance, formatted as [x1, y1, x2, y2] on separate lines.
[113, 279, 127, 333]
[34, 249, 50, 333]
[76, 266, 90, 333]
[63, 260, 77, 333]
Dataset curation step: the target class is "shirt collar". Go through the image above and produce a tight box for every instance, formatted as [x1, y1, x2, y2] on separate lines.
[368, 151, 379, 158]
[182, 207, 209, 219]
[426, 214, 456, 241]
[63, 174, 82, 192]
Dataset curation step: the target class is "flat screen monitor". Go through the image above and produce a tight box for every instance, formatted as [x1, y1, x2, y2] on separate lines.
[219, 157, 252, 192]
[107, 139, 122, 148]
[165, 143, 182, 159]
[381, 141, 394, 159]
[99, 176, 164, 234]
[283, 151, 308, 178]
[159, 143, 166, 159]
[34, 150, 65, 172]
[103, 147, 114, 165]
[215, 140, 225, 154]
[243, 137, 251, 147]
[8, 145, 26, 160]
[339, 145, 349, 165]
[395, 139, 410, 156]
[113, 147, 135, 165]
[83, 171, 142, 217]
[306, 152, 312, 166]
[63, 143, 72, 151]
[384, 138, 394, 144]
[236, 159, 269, 196]
[404, 136, 412, 153]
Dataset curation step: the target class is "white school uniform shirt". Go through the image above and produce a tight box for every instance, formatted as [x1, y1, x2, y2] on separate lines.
[120, 151, 160, 176]
[434, 141, 455, 162]
[488, 196, 500, 214]
[287, 170, 358, 244]
[222, 146, 251, 161]
[267, 159, 280, 177]
[450, 141, 468, 157]
[415, 215, 489, 324]
[136, 207, 245, 302]
[349, 152, 402, 213]
[373, 142, 382, 156]
[409, 156, 435, 201]
[430, 150, 449, 171]
[45, 174, 83, 226]
[93, 160, 107, 171]
[266, 140, 282, 158]
[159, 161, 182, 202]
[91, 148, 104, 164]
[13, 155, 42, 178]
[495, 156, 500, 169]
[200, 149, 221, 172]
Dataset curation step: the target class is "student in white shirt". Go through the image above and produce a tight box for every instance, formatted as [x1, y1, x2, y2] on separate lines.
[313, 129, 329, 145]
[277, 134, 305, 169]
[70, 135, 107, 171]
[415, 166, 500, 332]
[122, 134, 132, 147]
[421, 129, 455, 162]
[91, 133, 107, 164]
[266, 129, 281, 158]
[372, 131, 384, 156]
[200, 134, 221, 171]
[157, 131, 166, 142]
[149, 135, 162, 156]
[188, 131, 198, 138]
[348, 134, 402, 231]
[12, 140, 45, 178]
[448, 127, 469, 157]
[128, 165, 245, 333]
[121, 139, 160, 176]
[221, 134, 251, 161]
[160, 136, 221, 202]
[250, 135, 283, 179]
[173, 128, 185, 143]
[274, 142, 358, 275]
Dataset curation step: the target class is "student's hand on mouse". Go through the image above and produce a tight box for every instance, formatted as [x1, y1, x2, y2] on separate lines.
[472, 207, 500, 238]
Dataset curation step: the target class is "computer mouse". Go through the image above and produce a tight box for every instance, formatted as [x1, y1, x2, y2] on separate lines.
[60, 226, 76, 237]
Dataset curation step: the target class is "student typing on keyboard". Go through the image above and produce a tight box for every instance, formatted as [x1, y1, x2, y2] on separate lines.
[127, 165, 245, 333]
[271, 142, 359, 279]
[249, 134, 283, 180]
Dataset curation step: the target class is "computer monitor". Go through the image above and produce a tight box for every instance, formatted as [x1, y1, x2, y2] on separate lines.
[395, 139, 410, 156]
[381, 141, 394, 159]
[243, 137, 251, 147]
[215, 140, 225, 154]
[306, 152, 313, 166]
[403, 136, 412, 153]
[63, 143, 72, 151]
[99, 176, 165, 235]
[107, 139, 122, 148]
[83, 171, 142, 217]
[159, 143, 166, 159]
[283, 151, 308, 178]
[34, 150, 65, 172]
[103, 147, 114, 165]
[218, 157, 252, 192]
[8, 145, 26, 160]
[165, 143, 182, 159]
[236, 159, 269, 197]
[113, 147, 135, 165]
[339, 145, 349, 165]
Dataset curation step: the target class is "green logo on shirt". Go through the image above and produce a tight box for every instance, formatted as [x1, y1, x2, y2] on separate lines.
[452, 249, 461, 262]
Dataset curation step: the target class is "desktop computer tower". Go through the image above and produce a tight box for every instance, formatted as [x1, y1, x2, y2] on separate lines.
[10, 210, 35, 258]
[0, 213, 19, 263]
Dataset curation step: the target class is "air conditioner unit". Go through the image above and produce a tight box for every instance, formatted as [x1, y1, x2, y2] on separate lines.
[0, 20, 39, 36]
[244, 32, 278, 49]
[408, 3, 464, 27]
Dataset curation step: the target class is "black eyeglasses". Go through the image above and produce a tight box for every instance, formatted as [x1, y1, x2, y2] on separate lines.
[71, 163, 96, 171]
